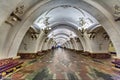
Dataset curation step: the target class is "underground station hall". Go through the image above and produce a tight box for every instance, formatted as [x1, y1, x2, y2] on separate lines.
[0, 0, 120, 80]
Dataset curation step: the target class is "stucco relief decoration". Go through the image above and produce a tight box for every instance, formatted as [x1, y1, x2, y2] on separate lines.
[28, 27, 39, 40]
[102, 32, 109, 40]
[43, 17, 51, 34]
[114, 4, 120, 21]
[5, 5, 25, 26]
[75, 37, 80, 42]
[79, 18, 87, 37]
[88, 32, 96, 39]
[79, 18, 86, 26]
[114, 5, 120, 16]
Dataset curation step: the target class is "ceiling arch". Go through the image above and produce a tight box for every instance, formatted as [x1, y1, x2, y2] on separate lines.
[48, 28, 77, 38]
[45, 5, 85, 16]
[54, 35, 70, 40]
[54, 38, 67, 44]
[34, 4, 99, 31]
[48, 27, 77, 44]
[5, 0, 120, 58]
[53, 33, 70, 38]
[53, 36, 70, 44]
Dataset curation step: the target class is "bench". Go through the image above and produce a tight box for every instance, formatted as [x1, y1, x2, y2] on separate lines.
[111, 58, 120, 68]
[0, 58, 23, 79]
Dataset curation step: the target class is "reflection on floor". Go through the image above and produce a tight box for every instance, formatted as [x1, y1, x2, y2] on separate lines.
[5, 48, 120, 80]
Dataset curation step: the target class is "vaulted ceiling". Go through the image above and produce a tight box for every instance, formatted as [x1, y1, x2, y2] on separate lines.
[0, 0, 120, 59]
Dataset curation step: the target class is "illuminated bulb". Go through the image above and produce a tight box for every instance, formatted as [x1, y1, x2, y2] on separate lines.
[12, 17, 17, 21]
[48, 27, 51, 30]
[78, 27, 81, 30]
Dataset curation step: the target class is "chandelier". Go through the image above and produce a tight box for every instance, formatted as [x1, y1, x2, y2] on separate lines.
[78, 17, 87, 37]
[43, 17, 51, 34]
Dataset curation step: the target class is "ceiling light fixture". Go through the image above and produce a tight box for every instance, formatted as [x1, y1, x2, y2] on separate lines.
[42, 17, 52, 34]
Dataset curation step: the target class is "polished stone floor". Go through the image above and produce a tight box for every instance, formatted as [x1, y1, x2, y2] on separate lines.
[5, 48, 120, 80]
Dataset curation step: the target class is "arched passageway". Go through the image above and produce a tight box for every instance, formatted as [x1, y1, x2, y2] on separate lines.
[0, 0, 120, 79]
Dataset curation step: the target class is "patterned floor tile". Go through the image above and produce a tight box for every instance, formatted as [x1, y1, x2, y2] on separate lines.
[4, 48, 120, 80]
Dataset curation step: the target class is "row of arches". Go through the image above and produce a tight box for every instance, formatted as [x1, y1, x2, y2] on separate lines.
[0, 0, 119, 59]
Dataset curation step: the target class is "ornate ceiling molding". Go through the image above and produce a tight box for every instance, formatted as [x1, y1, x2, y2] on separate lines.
[45, 5, 85, 16]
